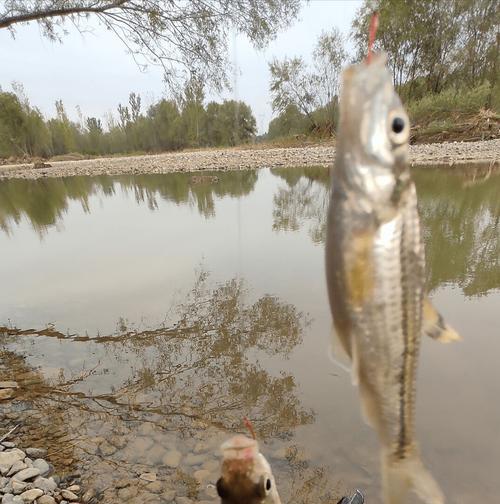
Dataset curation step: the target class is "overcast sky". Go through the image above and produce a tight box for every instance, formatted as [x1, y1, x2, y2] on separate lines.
[0, 0, 362, 134]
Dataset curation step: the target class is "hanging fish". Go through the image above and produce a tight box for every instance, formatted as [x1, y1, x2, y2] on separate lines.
[325, 49, 460, 504]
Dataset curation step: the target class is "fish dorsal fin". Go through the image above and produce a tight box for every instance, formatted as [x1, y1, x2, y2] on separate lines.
[423, 298, 461, 343]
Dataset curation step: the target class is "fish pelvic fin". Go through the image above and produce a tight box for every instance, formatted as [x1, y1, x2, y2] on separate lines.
[423, 298, 461, 343]
[381, 449, 444, 504]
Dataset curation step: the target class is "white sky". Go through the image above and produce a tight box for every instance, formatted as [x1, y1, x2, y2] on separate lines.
[0, 0, 362, 134]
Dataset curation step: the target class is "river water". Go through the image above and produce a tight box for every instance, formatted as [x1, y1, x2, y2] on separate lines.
[0, 165, 498, 503]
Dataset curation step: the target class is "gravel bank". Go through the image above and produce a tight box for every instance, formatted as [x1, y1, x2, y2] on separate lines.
[0, 140, 498, 180]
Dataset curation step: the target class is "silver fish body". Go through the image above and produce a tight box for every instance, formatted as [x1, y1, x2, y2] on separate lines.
[326, 53, 457, 504]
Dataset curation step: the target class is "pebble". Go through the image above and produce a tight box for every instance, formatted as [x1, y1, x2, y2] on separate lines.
[11, 480, 28, 494]
[37, 496, 56, 504]
[81, 488, 96, 503]
[18, 489, 43, 502]
[31, 459, 49, 477]
[161, 489, 176, 501]
[139, 473, 156, 482]
[183, 453, 205, 466]
[145, 481, 163, 494]
[7, 461, 27, 477]
[0, 452, 22, 476]
[33, 476, 57, 493]
[193, 470, 211, 483]
[97, 441, 116, 457]
[115, 479, 132, 489]
[24, 449, 46, 459]
[67, 484, 80, 493]
[0, 382, 18, 389]
[60, 490, 79, 501]
[12, 468, 40, 482]
[1, 443, 16, 449]
[162, 450, 182, 468]
[2, 495, 23, 504]
[117, 486, 138, 500]
[175, 497, 193, 504]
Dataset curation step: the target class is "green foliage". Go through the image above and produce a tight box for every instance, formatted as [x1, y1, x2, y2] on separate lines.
[0, 85, 258, 160]
[269, 27, 347, 136]
[352, 0, 499, 98]
[268, 105, 309, 139]
[407, 82, 496, 124]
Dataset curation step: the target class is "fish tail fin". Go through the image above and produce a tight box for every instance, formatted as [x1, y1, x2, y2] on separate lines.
[381, 449, 444, 504]
[423, 298, 461, 343]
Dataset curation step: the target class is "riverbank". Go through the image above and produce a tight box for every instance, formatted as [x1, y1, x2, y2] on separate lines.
[0, 139, 498, 180]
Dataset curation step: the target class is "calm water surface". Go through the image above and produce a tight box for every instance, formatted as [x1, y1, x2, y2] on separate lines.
[0, 165, 499, 503]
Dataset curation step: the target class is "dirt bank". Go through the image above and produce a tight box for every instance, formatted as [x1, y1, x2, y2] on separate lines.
[0, 139, 498, 180]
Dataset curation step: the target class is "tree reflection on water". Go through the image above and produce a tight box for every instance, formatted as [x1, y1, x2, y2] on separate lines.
[0, 170, 258, 234]
[271, 164, 499, 296]
[1, 269, 313, 438]
[0, 270, 352, 502]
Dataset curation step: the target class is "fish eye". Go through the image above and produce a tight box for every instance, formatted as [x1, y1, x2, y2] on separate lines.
[391, 116, 405, 134]
[388, 109, 409, 145]
[266, 478, 272, 491]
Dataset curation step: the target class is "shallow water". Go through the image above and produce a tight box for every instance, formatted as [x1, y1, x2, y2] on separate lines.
[0, 165, 499, 503]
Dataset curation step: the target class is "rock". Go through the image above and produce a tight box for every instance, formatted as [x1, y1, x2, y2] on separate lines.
[175, 498, 193, 504]
[37, 496, 57, 504]
[33, 476, 57, 493]
[183, 453, 205, 466]
[31, 460, 49, 477]
[203, 484, 218, 499]
[117, 486, 138, 500]
[0, 451, 25, 476]
[24, 450, 46, 459]
[193, 441, 209, 454]
[81, 488, 96, 503]
[139, 473, 156, 482]
[1, 443, 16, 449]
[0, 390, 15, 401]
[115, 479, 132, 489]
[12, 468, 40, 482]
[1, 494, 14, 504]
[162, 450, 182, 468]
[0, 476, 9, 488]
[145, 444, 165, 465]
[201, 459, 219, 472]
[66, 485, 80, 493]
[0, 382, 18, 389]
[18, 489, 43, 502]
[193, 470, 211, 483]
[107, 435, 126, 450]
[7, 461, 27, 477]
[161, 489, 176, 501]
[23, 459, 32, 468]
[145, 481, 163, 494]
[97, 441, 116, 457]
[126, 437, 154, 454]
[11, 480, 28, 494]
[60, 490, 79, 501]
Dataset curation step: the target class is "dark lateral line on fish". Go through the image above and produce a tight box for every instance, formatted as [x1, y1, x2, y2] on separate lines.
[397, 221, 410, 459]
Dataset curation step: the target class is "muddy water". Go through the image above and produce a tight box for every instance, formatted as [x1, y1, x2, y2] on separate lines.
[0, 165, 498, 503]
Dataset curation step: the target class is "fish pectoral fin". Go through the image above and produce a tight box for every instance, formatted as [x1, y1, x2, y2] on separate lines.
[423, 298, 461, 343]
[328, 324, 352, 375]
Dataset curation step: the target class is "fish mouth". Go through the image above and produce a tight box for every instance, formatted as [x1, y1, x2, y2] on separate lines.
[220, 435, 259, 461]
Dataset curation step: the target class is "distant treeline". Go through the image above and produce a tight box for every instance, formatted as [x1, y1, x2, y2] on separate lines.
[0, 79, 256, 159]
[267, 0, 499, 141]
